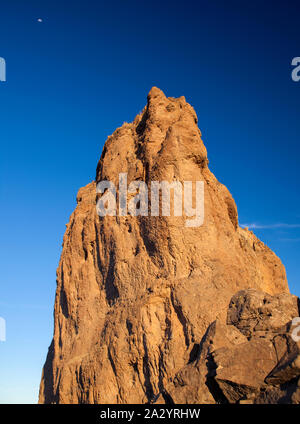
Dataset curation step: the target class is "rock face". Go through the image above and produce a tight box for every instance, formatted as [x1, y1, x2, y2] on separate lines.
[39, 87, 298, 404]
[159, 288, 300, 404]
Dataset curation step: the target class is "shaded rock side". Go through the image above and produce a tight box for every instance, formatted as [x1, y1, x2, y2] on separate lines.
[162, 289, 300, 404]
[39, 88, 289, 404]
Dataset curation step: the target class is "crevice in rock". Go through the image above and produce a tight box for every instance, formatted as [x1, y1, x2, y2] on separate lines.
[205, 377, 228, 404]
[107, 347, 117, 377]
[59, 270, 69, 319]
[188, 343, 200, 364]
[107, 347, 124, 402]
[41, 340, 58, 404]
[104, 249, 119, 306]
[142, 334, 155, 402]
[170, 292, 190, 348]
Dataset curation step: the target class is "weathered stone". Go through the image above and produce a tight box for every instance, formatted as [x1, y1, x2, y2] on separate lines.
[162, 320, 247, 404]
[202, 319, 247, 354]
[212, 338, 278, 402]
[266, 339, 300, 385]
[254, 379, 300, 404]
[39, 88, 290, 404]
[227, 289, 299, 339]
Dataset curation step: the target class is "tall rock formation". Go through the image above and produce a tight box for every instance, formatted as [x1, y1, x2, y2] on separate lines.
[39, 88, 298, 404]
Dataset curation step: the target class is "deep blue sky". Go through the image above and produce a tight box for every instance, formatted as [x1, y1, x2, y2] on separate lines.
[0, 0, 300, 403]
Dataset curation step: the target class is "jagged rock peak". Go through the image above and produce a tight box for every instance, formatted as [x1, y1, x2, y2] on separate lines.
[39, 88, 291, 404]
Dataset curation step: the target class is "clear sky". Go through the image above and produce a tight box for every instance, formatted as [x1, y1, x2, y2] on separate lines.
[0, 0, 300, 403]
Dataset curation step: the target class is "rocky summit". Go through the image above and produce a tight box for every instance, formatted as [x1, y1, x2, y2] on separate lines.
[39, 88, 300, 404]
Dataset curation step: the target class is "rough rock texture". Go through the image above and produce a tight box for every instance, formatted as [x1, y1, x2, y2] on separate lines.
[39, 88, 297, 404]
[163, 289, 300, 404]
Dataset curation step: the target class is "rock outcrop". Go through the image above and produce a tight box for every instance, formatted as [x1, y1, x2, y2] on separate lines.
[39, 87, 298, 404]
[165, 288, 300, 404]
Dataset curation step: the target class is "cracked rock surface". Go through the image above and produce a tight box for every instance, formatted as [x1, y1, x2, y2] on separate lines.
[39, 88, 296, 404]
